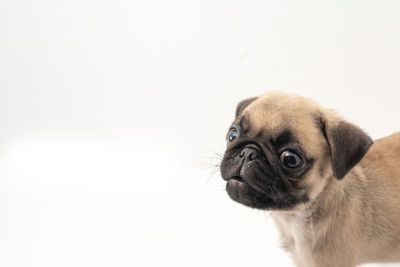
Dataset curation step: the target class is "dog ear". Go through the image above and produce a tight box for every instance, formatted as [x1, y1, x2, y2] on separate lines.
[320, 116, 373, 179]
[235, 97, 257, 117]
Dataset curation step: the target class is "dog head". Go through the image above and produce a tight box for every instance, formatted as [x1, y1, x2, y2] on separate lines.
[220, 91, 373, 210]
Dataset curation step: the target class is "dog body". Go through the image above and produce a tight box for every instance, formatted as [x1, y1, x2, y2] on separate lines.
[220, 91, 400, 267]
[273, 134, 400, 267]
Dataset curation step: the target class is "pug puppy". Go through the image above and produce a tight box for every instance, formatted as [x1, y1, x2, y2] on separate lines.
[220, 91, 400, 267]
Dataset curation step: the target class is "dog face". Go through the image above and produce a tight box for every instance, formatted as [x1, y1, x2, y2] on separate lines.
[220, 91, 373, 210]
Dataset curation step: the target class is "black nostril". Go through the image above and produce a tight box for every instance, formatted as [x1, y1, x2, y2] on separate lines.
[240, 147, 260, 162]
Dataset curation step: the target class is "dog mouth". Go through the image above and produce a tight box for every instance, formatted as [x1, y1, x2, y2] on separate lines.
[225, 175, 273, 209]
[226, 176, 247, 193]
[230, 176, 244, 182]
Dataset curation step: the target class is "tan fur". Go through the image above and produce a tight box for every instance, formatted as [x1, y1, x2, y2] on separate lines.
[243, 91, 400, 267]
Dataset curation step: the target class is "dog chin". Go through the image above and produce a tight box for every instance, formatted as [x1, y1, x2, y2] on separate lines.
[225, 178, 305, 210]
[226, 178, 272, 209]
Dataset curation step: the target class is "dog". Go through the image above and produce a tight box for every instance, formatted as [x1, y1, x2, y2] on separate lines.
[220, 91, 400, 267]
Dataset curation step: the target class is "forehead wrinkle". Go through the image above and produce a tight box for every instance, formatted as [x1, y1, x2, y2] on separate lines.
[245, 107, 323, 154]
[244, 103, 284, 136]
[238, 91, 328, 154]
[238, 116, 251, 133]
[271, 129, 297, 148]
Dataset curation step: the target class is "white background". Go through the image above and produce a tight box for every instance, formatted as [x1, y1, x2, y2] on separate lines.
[1, 0, 400, 266]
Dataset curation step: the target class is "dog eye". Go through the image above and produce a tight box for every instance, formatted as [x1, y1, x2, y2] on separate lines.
[280, 151, 302, 168]
[227, 129, 238, 144]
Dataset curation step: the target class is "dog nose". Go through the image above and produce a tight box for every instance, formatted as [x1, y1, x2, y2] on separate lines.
[240, 147, 260, 162]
